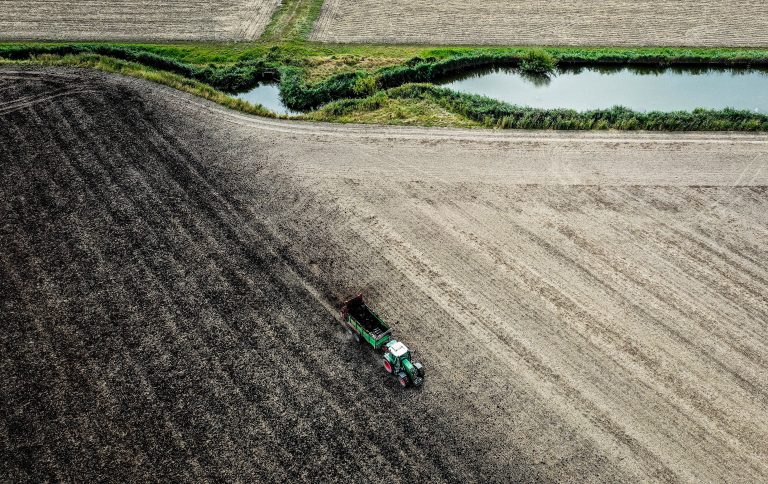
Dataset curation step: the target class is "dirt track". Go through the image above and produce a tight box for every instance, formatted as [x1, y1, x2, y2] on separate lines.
[2, 68, 768, 482]
[0, 0, 279, 41]
[311, 0, 768, 47]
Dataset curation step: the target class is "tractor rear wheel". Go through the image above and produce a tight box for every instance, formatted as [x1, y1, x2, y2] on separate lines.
[384, 359, 393, 373]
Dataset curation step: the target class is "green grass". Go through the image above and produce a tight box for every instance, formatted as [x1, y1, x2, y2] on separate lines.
[307, 92, 480, 127]
[260, 0, 326, 44]
[12, 39, 765, 68]
[2, 0, 768, 130]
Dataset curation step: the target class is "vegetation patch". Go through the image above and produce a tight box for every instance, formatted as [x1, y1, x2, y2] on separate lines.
[3, 42, 768, 129]
[519, 50, 556, 75]
[307, 92, 480, 127]
[384, 84, 768, 131]
[260, 0, 326, 43]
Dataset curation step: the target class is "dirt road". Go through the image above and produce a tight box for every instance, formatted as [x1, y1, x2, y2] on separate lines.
[2, 68, 768, 482]
[312, 0, 768, 47]
[0, 0, 279, 41]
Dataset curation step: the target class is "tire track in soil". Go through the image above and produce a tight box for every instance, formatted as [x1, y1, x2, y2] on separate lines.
[2, 100, 210, 481]
[456, 184, 760, 472]
[0, 0, 281, 42]
[38, 92, 394, 481]
[5, 67, 768, 482]
[264, 137, 768, 480]
[311, 0, 768, 47]
[314, 177, 768, 481]
[292, 180, 644, 481]
[1, 68, 527, 483]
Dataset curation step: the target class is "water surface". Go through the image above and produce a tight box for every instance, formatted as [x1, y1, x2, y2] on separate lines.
[437, 66, 768, 112]
[230, 83, 299, 116]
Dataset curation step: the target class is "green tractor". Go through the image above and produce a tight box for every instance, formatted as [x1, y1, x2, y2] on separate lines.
[383, 340, 424, 388]
[341, 294, 425, 387]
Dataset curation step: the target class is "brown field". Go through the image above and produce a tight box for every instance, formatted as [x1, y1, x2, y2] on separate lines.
[2, 68, 768, 482]
[0, 0, 280, 41]
[311, 0, 768, 47]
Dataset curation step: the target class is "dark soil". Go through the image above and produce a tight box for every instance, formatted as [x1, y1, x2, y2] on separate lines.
[0, 69, 535, 482]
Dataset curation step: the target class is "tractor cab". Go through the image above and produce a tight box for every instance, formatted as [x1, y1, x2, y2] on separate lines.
[383, 340, 424, 387]
[387, 340, 410, 359]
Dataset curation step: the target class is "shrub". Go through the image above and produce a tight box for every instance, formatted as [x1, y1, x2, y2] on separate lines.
[353, 75, 377, 96]
[519, 50, 556, 75]
[279, 67, 372, 110]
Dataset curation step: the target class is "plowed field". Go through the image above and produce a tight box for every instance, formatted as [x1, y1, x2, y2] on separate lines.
[0, 0, 279, 41]
[2, 68, 768, 482]
[311, 0, 768, 47]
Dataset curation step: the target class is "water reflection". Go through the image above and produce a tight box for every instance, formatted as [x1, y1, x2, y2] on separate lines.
[437, 66, 768, 112]
[228, 83, 299, 116]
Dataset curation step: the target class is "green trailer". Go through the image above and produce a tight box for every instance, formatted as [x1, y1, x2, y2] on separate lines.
[341, 294, 425, 387]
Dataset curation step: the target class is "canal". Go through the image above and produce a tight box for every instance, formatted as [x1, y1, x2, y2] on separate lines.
[436, 66, 768, 112]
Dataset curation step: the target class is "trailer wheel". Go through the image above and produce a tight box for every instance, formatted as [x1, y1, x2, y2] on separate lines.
[353, 332, 360, 343]
[383, 359, 393, 373]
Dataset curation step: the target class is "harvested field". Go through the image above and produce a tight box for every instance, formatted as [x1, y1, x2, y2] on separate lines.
[3, 67, 768, 482]
[0, 68, 521, 482]
[311, 0, 768, 47]
[0, 0, 280, 41]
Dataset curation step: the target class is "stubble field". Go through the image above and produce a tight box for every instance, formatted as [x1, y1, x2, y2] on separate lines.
[2, 68, 768, 482]
[312, 0, 768, 47]
[0, 0, 280, 41]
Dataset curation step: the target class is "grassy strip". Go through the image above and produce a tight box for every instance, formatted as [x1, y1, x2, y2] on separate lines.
[317, 84, 768, 131]
[0, 53, 276, 118]
[306, 92, 480, 127]
[260, 0, 326, 44]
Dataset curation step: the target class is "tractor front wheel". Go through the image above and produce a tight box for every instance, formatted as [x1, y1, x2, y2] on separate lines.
[384, 359, 393, 373]
[398, 375, 409, 387]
